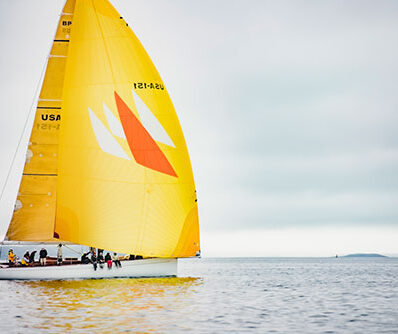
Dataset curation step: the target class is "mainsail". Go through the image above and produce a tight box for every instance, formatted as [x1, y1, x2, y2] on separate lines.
[6, 0, 199, 258]
[6, 0, 76, 241]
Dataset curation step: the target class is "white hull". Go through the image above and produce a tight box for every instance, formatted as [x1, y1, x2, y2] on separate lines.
[0, 258, 177, 280]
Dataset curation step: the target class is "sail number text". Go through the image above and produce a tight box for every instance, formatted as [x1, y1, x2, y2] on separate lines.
[36, 123, 60, 131]
[133, 82, 164, 90]
[36, 113, 60, 131]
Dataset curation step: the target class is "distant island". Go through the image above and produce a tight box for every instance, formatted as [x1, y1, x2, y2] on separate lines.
[342, 253, 388, 258]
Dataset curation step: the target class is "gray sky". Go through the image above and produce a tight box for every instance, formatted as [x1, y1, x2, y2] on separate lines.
[0, 0, 397, 256]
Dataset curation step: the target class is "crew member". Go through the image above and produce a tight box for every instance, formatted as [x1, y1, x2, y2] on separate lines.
[21, 252, 30, 266]
[39, 248, 48, 266]
[112, 252, 121, 268]
[81, 251, 90, 264]
[105, 252, 112, 269]
[8, 249, 16, 266]
[29, 250, 37, 264]
[98, 250, 104, 269]
[57, 244, 63, 265]
[91, 250, 97, 271]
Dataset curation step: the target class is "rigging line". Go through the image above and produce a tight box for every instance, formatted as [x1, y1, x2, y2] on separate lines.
[0, 0, 68, 208]
[63, 244, 84, 256]
[0, 60, 47, 205]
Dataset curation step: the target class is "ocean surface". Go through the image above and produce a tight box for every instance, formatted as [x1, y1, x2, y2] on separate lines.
[0, 257, 397, 333]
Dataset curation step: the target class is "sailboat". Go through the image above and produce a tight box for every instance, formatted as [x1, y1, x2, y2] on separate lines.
[0, 0, 200, 280]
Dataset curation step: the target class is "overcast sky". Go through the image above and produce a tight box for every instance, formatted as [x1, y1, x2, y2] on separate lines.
[0, 0, 397, 256]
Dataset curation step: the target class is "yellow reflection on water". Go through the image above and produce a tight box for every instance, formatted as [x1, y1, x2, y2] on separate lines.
[16, 277, 202, 332]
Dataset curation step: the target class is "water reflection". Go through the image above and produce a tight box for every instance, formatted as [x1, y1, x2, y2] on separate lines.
[14, 277, 202, 333]
[2, 258, 398, 333]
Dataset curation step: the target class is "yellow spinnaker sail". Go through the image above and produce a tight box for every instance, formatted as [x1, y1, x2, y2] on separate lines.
[53, 0, 199, 257]
[6, 0, 76, 241]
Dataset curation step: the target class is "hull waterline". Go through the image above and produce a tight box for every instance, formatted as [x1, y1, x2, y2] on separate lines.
[0, 258, 177, 280]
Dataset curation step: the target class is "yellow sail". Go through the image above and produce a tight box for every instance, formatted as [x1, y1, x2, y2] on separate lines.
[6, 0, 76, 241]
[54, 0, 200, 257]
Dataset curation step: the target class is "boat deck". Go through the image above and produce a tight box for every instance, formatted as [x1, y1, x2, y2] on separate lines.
[0, 257, 146, 269]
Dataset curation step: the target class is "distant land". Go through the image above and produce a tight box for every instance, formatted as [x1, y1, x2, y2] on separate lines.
[343, 253, 388, 258]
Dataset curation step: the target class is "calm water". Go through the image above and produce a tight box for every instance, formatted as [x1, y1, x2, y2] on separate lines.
[0, 257, 397, 333]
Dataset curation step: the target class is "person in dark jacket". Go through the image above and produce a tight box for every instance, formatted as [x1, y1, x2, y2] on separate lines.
[98, 251, 104, 269]
[39, 248, 48, 266]
[29, 250, 37, 264]
[91, 250, 97, 271]
[23, 251, 30, 262]
[81, 251, 90, 264]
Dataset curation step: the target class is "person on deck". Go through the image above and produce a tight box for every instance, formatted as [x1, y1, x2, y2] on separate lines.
[39, 248, 48, 266]
[98, 250, 104, 269]
[8, 249, 16, 266]
[57, 244, 63, 265]
[105, 252, 112, 269]
[21, 252, 30, 266]
[81, 251, 90, 264]
[29, 250, 37, 264]
[91, 250, 97, 271]
[112, 252, 121, 268]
